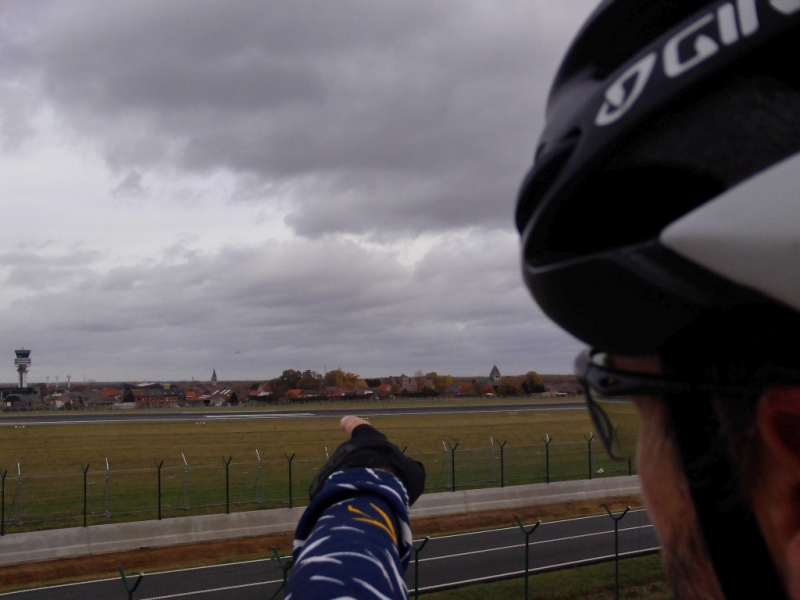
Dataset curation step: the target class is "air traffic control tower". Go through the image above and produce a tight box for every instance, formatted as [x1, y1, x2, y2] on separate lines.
[14, 348, 31, 387]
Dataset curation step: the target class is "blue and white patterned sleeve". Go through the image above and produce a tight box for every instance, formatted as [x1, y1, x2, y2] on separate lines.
[285, 468, 413, 600]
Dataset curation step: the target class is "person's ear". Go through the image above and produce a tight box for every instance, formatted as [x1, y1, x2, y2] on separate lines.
[757, 386, 800, 599]
[757, 386, 800, 469]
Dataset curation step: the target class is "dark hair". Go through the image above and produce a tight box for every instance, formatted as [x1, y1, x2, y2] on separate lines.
[660, 303, 800, 382]
[658, 304, 799, 492]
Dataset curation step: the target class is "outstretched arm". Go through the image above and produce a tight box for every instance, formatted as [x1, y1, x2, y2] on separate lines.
[285, 416, 425, 600]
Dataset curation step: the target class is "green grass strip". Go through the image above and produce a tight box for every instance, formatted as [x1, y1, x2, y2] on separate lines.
[420, 554, 669, 599]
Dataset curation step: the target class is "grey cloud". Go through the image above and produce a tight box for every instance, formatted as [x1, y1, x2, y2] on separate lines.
[0, 83, 38, 150]
[1, 249, 103, 291]
[111, 170, 145, 198]
[0, 2, 595, 383]
[5, 1, 597, 237]
[2, 234, 581, 382]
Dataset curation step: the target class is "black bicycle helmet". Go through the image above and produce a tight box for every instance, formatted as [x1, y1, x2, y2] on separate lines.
[516, 0, 800, 357]
[517, 3, 800, 598]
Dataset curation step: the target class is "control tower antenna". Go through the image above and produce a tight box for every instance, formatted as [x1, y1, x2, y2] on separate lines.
[14, 349, 32, 388]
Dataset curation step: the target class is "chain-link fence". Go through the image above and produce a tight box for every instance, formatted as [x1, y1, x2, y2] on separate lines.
[0, 439, 635, 535]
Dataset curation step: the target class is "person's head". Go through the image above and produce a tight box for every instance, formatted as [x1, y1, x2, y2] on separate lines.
[516, 1, 800, 597]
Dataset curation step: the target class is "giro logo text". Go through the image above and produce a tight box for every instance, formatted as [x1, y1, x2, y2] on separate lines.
[595, 0, 800, 127]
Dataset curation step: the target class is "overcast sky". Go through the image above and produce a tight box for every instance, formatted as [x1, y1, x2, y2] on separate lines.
[0, 1, 597, 384]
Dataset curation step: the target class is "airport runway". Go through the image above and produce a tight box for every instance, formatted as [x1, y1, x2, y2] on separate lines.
[0, 510, 658, 599]
[0, 402, 583, 426]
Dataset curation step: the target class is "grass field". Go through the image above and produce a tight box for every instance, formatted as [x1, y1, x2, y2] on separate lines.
[0, 398, 641, 533]
[424, 553, 668, 599]
[1, 400, 594, 469]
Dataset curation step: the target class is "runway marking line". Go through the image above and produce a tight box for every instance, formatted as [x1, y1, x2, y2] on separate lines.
[417, 524, 655, 562]
[411, 546, 661, 593]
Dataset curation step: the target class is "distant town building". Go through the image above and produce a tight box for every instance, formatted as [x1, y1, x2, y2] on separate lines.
[198, 388, 238, 406]
[123, 383, 187, 408]
[489, 365, 501, 382]
[0, 386, 41, 409]
[248, 385, 273, 402]
[211, 369, 218, 389]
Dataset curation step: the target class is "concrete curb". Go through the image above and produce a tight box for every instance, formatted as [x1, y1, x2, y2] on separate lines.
[0, 476, 640, 566]
[411, 475, 640, 518]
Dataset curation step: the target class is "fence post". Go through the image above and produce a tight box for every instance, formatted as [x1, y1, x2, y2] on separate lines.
[285, 453, 296, 508]
[269, 546, 293, 600]
[154, 460, 164, 520]
[222, 456, 232, 514]
[253, 450, 263, 503]
[12, 463, 21, 526]
[101, 458, 112, 518]
[603, 503, 631, 600]
[498, 440, 507, 488]
[1, 469, 5, 536]
[584, 433, 595, 480]
[542, 435, 552, 483]
[178, 453, 190, 510]
[412, 537, 430, 600]
[515, 515, 542, 600]
[446, 443, 459, 492]
[118, 565, 144, 599]
[81, 464, 90, 527]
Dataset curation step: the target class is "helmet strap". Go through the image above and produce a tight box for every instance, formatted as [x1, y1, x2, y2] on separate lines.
[666, 399, 787, 599]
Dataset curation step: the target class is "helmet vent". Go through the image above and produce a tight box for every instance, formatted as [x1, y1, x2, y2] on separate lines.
[515, 130, 579, 233]
[525, 165, 724, 265]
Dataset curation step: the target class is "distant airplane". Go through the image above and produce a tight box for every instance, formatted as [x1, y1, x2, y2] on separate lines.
[234, 350, 241, 354]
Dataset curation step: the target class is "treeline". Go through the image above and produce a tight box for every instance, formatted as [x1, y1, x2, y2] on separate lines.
[250, 368, 550, 401]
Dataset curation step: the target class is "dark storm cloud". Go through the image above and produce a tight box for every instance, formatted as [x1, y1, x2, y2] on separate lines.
[0, 1, 596, 381]
[4, 1, 594, 237]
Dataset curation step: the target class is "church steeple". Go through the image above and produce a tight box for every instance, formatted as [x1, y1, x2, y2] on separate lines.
[211, 369, 218, 388]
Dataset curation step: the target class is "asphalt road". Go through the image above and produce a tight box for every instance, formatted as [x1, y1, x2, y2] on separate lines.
[0, 510, 658, 599]
[0, 402, 583, 426]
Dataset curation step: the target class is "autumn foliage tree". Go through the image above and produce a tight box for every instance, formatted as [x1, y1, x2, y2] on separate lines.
[521, 371, 546, 394]
[497, 377, 522, 396]
[268, 369, 303, 398]
[324, 368, 345, 387]
[297, 369, 322, 391]
[324, 368, 366, 388]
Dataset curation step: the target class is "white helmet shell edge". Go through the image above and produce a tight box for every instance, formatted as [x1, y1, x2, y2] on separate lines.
[661, 150, 800, 313]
